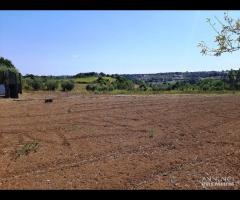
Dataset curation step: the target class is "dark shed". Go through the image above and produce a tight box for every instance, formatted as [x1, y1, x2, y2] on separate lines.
[0, 70, 22, 98]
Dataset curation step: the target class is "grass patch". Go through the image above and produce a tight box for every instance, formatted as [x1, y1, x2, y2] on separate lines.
[148, 128, 156, 138]
[16, 141, 39, 158]
[74, 76, 98, 84]
[72, 83, 90, 94]
[102, 76, 116, 83]
[71, 124, 81, 131]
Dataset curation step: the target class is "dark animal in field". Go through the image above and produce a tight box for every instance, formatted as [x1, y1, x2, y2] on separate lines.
[45, 98, 53, 103]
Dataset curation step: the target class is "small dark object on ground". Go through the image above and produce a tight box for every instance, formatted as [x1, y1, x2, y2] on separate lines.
[45, 98, 53, 103]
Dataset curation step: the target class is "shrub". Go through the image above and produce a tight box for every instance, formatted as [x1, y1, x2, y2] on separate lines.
[86, 84, 97, 91]
[197, 79, 225, 91]
[61, 80, 75, 91]
[95, 77, 110, 85]
[114, 76, 134, 90]
[86, 83, 114, 92]
[32, 79, 43, 90]
[16, 141, 39, 158]
[139, 84, 148, 91]
[86, 76, 134, 92]
[23, 77, 42, 90]
[45, 79, 58, 91]
[23, 79, 31, 90]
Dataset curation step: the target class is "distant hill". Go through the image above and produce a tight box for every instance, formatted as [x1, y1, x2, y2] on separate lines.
[121, 71, 229, 84]
[23, 70, 230, 85]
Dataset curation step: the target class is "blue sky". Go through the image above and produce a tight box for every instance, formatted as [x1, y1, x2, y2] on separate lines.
[0, 11, 240, 75]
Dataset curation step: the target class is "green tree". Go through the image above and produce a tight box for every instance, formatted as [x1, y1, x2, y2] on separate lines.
[0, 57, 20, 75]
[227, 69, 240, 90]
[114, 76, 134, 90]
[95, 77, 110, 85]
[228, 69, 237, 89]
[197, 79, 225, 91]
[0, 57, 15, 68]
[235, 69, 240, 89]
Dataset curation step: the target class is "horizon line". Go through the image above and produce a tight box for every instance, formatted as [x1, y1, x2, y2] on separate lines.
[22, 69, 231, 76]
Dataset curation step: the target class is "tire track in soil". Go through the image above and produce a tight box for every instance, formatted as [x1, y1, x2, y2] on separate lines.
[0, 132, 176, 182]
[0, 130, 224, 184]
[130, 152, 238, 189]
[0, 99, 185, 119]
[0, 124, 150, 148]
[1, 94, 240, 189]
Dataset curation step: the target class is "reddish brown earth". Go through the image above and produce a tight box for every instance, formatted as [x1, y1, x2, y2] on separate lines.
[0, 92, 239, 189]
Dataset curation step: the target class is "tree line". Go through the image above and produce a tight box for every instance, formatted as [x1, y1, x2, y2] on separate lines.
[85, 68, 240, 93]
[22, 76, 75, 91]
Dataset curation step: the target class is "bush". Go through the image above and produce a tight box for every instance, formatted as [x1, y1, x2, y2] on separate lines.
[32, 79, 43, 90]
[61, 80, 75, 91]
[23, 77, 42, 90]
[45, 79, 58, 91]
[139, 84, 148, 91]
[95, 77, 110, 85]
[150, 83, 172, 91]
[86, 83, 114, 92]
[23, 78, 31, 90]
[197, 79, 225, 91]
[86, 84, 97, 91]
[114, 76, 134, 90]
[86, 76, 134, 92]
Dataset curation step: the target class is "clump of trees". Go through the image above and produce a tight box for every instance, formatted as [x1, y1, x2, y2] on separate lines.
[148, 68, 240, 92]
[114, 76, 135, 90]
[74, 72, 107, 78]
[23, 77, 43, 90]
[86, 76, 135, 92]
[85, 69, 240, 93]
[86, 77, 113, 92]
[197, 79, 225, 91]
[227, 69, 240, 90]
[150, 82, 173, 91]
[22, 74, 76, 92]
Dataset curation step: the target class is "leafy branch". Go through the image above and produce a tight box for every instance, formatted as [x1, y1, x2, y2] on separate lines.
[198, 12, 240, 56]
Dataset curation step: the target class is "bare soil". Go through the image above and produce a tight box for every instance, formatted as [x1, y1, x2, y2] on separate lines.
[0, 92, 239, 189]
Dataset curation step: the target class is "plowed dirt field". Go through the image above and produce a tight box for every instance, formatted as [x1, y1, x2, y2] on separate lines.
[0, 92, 239, 189]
